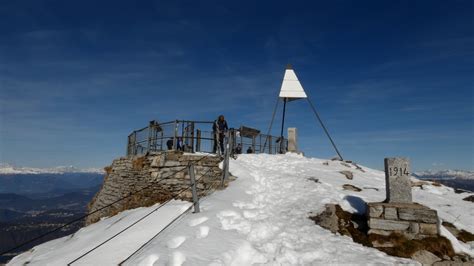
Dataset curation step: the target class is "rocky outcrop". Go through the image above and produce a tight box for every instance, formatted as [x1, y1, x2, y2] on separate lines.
[86, 151, 223, 225]
[311, 203, 461, 265]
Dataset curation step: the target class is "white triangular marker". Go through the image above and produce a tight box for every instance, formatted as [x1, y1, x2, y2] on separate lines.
[278, 65, 307, 99]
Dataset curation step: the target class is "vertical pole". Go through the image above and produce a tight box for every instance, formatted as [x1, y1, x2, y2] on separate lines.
[280, 98, 287, 153]
[280, 98, 287, 138]
[159, 131, 163, 151]
[221, 132, 230, 187]
[280, 98, 288, 153]
[188, 164, 200, 213]
[228, 130, 234, 158]
[252, 136, 256, 153]
[173, 120, 178, 151]
[196, 129, 201, 152]
[133, 132, 137, 155]
[190, 122, 195, 152]
[268, 136, 272, 154]
[147, 123, 152, 153]
[127, 134, 131, 156]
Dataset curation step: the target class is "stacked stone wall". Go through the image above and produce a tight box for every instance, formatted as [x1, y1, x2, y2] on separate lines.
[86, 151, 223, 225]
[367, 202, 439, 245]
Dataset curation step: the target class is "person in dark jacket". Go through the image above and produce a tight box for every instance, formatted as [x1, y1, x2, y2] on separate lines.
[246, 146, 253, 154]
[213, 115, 228, 154]
[234, 143, 242, 154]
[166, 138, 174, 150]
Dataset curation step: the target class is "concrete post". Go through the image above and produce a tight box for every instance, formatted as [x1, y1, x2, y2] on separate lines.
[188, 164, 200, 213]
[384, 157, 412, 203]
[221, 132, 230, 187]
[287, 127, 298, 153]
[196, 130, 201, 152]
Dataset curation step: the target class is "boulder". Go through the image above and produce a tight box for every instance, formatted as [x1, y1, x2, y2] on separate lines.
[411, 250, 442, 265]
[340, 171, 353, 180]
[342, 184, 362, 192]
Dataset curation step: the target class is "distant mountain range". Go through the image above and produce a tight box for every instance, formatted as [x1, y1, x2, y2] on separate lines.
[0, 164, 106, 263]
[413, 169, 474, 180]
[0, 163, 104, 175]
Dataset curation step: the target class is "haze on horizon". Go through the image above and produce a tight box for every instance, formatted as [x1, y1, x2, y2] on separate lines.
[0, 0, 473, 171]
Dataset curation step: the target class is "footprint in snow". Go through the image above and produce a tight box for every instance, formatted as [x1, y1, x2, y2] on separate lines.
[242, 210, 259, 219]
[167, 236, 186, 249]
[169, 251, 186, 266]
[233, 201, 257, 210]
[217, 210, 251, 234]
[188, 216, 208, 227]
[196, 226, 210, 238]
[140, 254, 159, 266]
[218, 210, 241, 218]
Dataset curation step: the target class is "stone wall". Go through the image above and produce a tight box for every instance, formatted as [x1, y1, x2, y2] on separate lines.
[367, 202, 439, 245]
[86, 151, 223, 225]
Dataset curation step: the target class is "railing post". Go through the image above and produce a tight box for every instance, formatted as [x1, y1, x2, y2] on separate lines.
[147, 123, 152, 153]
[252, 136, 256, 153]
[268, 136, 272, 154]
[188, 164, 200, 213]
[228, 130, 234, 159]
[190, 122, 195, 152]
[126, 135, 130, 156]
[173, 120, 178, 150]
[133, 132, 137, 155]
[159, 131, 163, 151]
[221, 132, 231, 187]
[196, 129, 201, 152]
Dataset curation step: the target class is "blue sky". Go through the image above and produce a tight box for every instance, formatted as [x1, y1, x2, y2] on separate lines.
[0, 0, 473, 171]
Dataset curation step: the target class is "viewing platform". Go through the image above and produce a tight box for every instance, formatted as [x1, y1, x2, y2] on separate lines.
[126, 119, 287, 156]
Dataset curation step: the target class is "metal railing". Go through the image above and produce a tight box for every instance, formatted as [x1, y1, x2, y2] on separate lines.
[126, 120, 287, 156]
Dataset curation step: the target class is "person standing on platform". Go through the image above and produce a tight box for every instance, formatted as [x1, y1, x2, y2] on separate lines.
[213, 115, 228, 154]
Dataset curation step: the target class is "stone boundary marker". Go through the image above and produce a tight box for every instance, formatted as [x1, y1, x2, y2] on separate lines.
[367, 157, 440, 243]
[384, 157, 412, 203]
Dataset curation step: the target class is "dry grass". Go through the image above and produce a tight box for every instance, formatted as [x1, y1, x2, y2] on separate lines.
[463, 195, 474, 202]
[333, 205, 371, 246]
[132, 156, 147, 170]
[443, 221, 474, 243]
[123, 188, 173, 210]
[368, 233, 455, 258]
[104, 165, 113, 175]
[458, 230, 474, 243]
[311, 204, 456, 260]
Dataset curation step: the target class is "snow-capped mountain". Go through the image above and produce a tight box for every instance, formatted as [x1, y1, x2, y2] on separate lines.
[414, 169, 474, 180]
[6, 154, 474, 265]
[0, 163, 104, 175]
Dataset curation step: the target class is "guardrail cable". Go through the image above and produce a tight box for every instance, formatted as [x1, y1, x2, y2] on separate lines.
[117, 166, 215, 265]
[0, 153, 215, 258]
[70, 167, 215, 265]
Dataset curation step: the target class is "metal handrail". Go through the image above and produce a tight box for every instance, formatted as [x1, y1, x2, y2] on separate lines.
[126, 119, 286, 156]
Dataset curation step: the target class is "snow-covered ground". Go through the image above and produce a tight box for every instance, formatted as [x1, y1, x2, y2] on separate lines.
[8, 154, 474, 265]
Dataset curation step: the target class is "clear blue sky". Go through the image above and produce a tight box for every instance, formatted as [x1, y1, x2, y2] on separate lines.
[0, 0, 473, 171]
